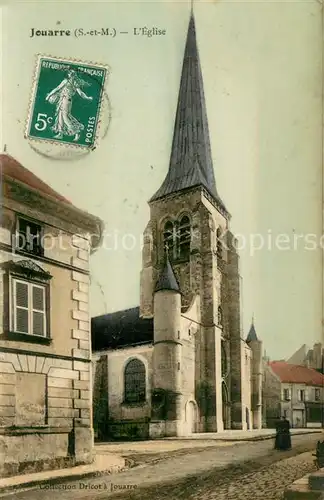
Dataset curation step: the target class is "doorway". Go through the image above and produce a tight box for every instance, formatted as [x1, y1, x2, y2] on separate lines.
[186, 401, 197, 434]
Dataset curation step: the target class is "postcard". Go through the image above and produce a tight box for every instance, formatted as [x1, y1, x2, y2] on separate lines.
[0, 0, 323, 498]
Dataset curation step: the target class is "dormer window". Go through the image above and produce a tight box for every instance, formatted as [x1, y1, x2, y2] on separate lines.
[16, 217, 43, 256]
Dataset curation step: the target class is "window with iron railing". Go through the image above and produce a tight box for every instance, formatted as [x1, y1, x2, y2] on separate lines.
[16, 218, 43, 256]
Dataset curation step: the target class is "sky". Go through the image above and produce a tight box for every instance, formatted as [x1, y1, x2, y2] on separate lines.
[1, 0, 323, 360]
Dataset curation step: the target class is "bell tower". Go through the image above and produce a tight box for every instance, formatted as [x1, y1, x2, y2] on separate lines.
[140, 11, 244, 433]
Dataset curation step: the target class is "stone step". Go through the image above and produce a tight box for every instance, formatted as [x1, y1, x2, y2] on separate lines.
[284, 472, 324, 499]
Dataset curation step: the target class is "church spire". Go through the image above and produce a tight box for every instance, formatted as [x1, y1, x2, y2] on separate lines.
[154, 249, 180, 294]
[150, 12, 226, 211]
[246, 318, 258, 343]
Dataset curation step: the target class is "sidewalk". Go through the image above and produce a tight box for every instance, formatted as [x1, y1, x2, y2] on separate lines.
[0, 452, 126, 496]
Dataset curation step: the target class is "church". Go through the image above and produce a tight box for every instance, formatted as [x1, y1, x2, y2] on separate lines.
[92, 12, 263, 439]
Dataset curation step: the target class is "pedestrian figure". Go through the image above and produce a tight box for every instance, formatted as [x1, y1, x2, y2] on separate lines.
[274, 416, 283, 450]
[275, 416, 291, 450]
[281, 416, 292, 450]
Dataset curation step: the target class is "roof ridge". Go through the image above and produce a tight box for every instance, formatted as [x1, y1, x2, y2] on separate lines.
[1, 153, 72, 205]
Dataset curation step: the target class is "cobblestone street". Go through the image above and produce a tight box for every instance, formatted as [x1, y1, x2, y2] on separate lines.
[0, 433, 321, 500]
[111, 450, 317, 500]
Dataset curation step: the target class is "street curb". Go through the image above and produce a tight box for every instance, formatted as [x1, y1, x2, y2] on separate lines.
[0, 465, 128, 496]
[163, 430, 323, 443]
[218, 431, 322, 442]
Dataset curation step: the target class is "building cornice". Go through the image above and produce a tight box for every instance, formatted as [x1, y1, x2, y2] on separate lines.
[0, 243, 89, 276]
[3, 177, 104, 253]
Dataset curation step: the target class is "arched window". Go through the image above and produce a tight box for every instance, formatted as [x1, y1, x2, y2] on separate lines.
[218, 306, 223, 326]
[163, 221, 174, 256]
[216, 227, 223, 259]
[124, 359, 146, 404]
[178, 215, 191, 260]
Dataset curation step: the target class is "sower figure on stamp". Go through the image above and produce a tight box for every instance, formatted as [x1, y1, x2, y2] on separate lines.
[46, 69, 93, 142]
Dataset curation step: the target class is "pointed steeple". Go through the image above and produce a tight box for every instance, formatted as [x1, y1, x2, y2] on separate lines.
[154, 250, 180, 293]
[246, 316, 258, 343]
[150, 12, 226, 212]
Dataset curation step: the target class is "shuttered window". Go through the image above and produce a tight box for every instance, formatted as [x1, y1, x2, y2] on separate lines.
[13, 278, 47, 336]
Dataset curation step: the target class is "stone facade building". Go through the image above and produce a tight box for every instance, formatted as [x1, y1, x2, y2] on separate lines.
[92, 13, 263, 439]
[0, 154, 103, 477]
[263, 360, 324, 428]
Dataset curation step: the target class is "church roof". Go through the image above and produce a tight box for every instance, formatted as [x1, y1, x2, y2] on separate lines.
[246, 322, 258, 343]
[150, 14, 226, 211]
[91, 307, 153, 351]
[1, 154, 72, 205]
[154, 253, 180, 293]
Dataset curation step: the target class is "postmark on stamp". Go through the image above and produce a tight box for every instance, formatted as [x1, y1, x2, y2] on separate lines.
[25, 55, 108, 149]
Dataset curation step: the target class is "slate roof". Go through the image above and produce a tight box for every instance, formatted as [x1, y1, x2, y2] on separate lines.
[150, 14, 226, 211]
[91, 306, 154, 351]
[154, 254, 180, 293]
[246, 322, 258, 343]
[1, 154, 71, 204]
[270, 361, 324, 387]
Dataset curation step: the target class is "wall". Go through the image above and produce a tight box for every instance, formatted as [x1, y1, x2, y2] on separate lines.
[0, 199, 94, 477]
[180, 297, 201, 433]
[241, 342, 252, 430]
[263, 363, 281, 427]
[94, 344, 153, 422]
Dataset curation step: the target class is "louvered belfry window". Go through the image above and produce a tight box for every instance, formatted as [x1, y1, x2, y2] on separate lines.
[13, 278, 46, 336]
[178, 216, 191, 259]
[124, 359, 146, 404]
[163, 221, 174, 256]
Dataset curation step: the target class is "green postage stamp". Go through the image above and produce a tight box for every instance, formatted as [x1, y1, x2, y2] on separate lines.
[26, 56, 108, 149]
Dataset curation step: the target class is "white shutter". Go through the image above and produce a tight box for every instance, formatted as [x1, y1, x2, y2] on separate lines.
[32, 285, 46, 336]
[12, 279, 46, 336]
[14, 280, 29, 333]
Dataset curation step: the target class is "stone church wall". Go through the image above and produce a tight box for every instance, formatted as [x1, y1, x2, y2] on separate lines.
[93, 345, 153, 439]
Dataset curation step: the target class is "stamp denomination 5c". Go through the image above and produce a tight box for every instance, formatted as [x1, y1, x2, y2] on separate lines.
[26, 56, 108, 149]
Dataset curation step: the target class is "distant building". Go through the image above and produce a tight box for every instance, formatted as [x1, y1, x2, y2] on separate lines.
[91, 13, 263, 440]
[263, 361, 324, 428]
[0, 154, 103, 477]
[287, 343, 323, 372]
